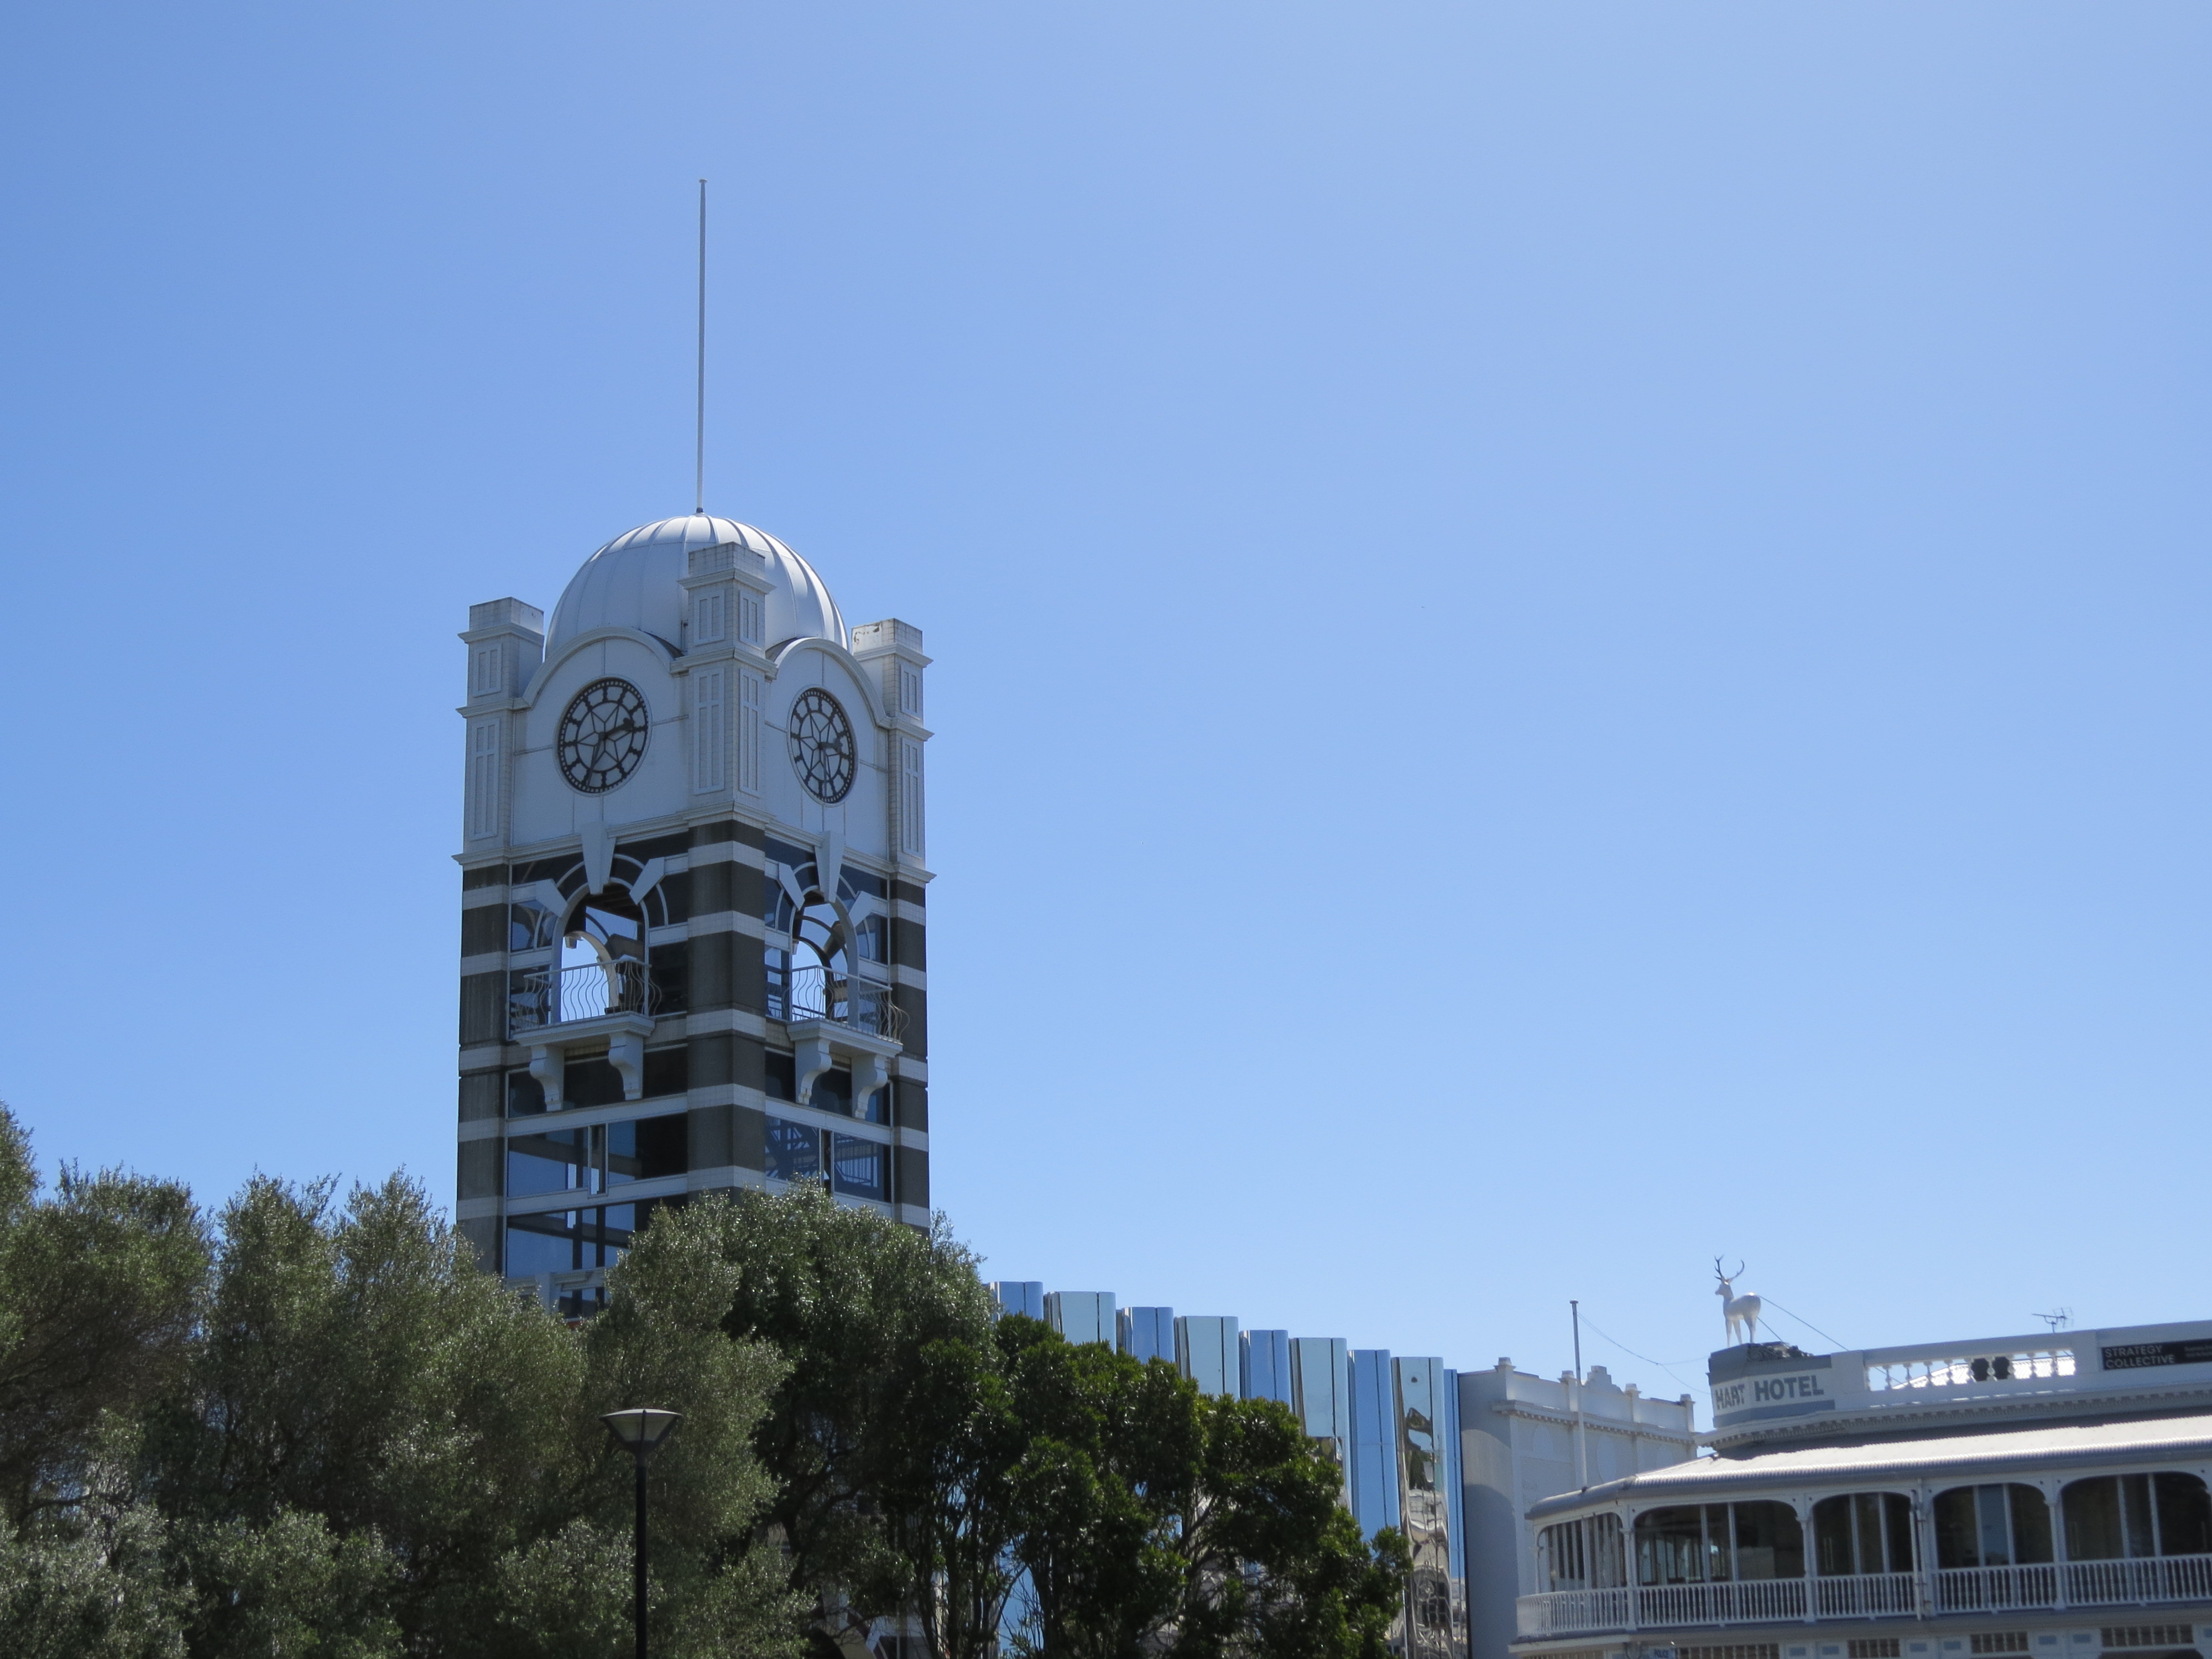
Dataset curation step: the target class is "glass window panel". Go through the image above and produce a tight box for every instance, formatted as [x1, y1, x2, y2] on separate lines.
[2124, 1475, 2157, 1559]
[1882, 1493, 1917, 1572]
[1592, 1514, 1626, 1588]
[1851, 1494, 1885, 1575]
[507, 1068, 546, 1116]
[642, 1046, 688, 1099]
[1935, 1488, 1983, 1568]
[1976, 1485, 2015, 1567]
[606, 1114, 687, 1184]
[504, 1212, 580, 1276]
[564, 1057, 626, 1110]
[764, 1050, 797, 1102]
[507, 1129, 589, 1198]
[1732, 1501, 1802, 1581]
[2063, 1478, 2126, 1562]
[1813, 1497, 1854, 1576]
[811, 1068, 851, 1116]
[1704, 1504, 1734, 1582]
[2154, 1475, 2212, 1557]
[855, 1085, 888, 1125]
[831, 1135, 887, 1201]
[766, 1117, 820, 1182]
[2009, 1485, 2053, 1565]
[1635, 1507, 1708, 1585]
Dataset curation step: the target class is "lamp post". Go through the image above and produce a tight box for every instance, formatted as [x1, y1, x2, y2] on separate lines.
[601, 1407, 682, 1659]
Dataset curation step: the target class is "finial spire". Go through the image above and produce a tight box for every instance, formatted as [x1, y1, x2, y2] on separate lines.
[695, 178, 707, 517]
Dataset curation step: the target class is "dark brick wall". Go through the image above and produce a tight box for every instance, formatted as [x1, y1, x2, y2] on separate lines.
[891, 917, 927, 972]
[688, 1104, 732, 1170]
[896, 1147, 929, 1211]
[894, 1078, 927, 1131]
[459, 973, 506, 1046]
[462, 865, 507, 891]
[893, 984, 927, 1058]
[732, 1104, 767, 1172]
[689, 1031, 765, 1093]
[457, 1138, 500, 1201]
[459, 1216, 499, 1272]
[458, 1070, 503, 1123]
[460, 905, 506, 957]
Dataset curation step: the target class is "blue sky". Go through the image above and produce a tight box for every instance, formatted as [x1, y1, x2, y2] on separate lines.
[3, 4, 2207, 1407]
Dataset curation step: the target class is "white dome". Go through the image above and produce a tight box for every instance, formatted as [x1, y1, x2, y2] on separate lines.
[547, 514, 846, 654]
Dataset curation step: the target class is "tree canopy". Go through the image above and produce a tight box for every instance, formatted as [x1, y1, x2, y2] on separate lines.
[0, 1110, 1406, 1658]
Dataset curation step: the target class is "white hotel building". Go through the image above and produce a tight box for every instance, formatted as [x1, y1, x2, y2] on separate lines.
[1514, 1322, 2212, 1659]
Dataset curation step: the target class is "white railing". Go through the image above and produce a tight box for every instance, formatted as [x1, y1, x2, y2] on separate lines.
[1516, 1555, 2212, 1638]
[2067, 1554, 2212, 1606]
[1515, 1588, 1632, 1636]
[1932, 1564, 2057, 1611]
[1813, 1572, 1920, 1618]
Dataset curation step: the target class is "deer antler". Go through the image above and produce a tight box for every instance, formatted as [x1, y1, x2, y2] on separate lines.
[1713, 1256, 1728, 1282]
[1731, 1259, 1745, 1281]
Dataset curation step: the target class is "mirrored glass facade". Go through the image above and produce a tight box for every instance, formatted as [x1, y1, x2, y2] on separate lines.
[1243, 1328, 1292, 1405]
[1176, 1316, 1239, 1399]
[1120, 1305, 1175, 1364]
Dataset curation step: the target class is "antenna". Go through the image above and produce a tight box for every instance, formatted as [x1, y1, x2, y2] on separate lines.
[1570, 1300, 1588, 1489]
[2037, 1308, 2074, 1334]
[695, 178, 707, 517]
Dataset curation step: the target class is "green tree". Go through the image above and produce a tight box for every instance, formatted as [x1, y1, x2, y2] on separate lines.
[0, 1108, 205, 1528]
[668, 1186, 997, 1651]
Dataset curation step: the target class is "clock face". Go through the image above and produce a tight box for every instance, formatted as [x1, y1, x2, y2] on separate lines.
[557, 679, 650, 793]
[787, 688, 857, 803]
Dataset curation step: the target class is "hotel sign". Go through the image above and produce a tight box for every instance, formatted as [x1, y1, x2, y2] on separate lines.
[1712, 1371, 1830, 1415]
[2101, 1340, 2212, 1371]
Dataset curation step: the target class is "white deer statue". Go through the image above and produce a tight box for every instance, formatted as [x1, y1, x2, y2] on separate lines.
[1714, 1258, 1762, 1347]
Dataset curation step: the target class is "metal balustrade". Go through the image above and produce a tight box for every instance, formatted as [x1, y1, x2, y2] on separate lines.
[509, 960, 654, 1035]
[1516, 1554, 2212, 1639]
[766, 962, 907, 1043]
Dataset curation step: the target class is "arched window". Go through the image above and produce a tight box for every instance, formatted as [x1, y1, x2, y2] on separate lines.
[1813, 1493, 1915, 1575]
[1543, 1514, 1625, 1592]
[1933, 1484, 2052, 1568]
[1635, 1502, 1803, 1584]
[2062, 1474, 2212, 1561]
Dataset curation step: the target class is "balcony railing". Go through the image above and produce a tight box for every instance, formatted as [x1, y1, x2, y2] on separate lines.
[767, 963, 907, 1044]
[510, 960, 654, 1036]
[1516, 1554, 2212, 1639]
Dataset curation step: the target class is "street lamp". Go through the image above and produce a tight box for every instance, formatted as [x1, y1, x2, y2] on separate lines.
[601, 1407, 682, 1659]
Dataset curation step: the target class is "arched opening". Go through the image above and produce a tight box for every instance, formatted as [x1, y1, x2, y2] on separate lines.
[2062, 1474, 2212, 1561]
[1933, 1483, 2053, 1568]
[556, 887, 646, 1019]
[1813, 1493, 1916, 1575]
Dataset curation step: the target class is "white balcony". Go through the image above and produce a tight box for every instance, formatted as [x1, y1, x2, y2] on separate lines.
[1516, 1554, 2212, 1639]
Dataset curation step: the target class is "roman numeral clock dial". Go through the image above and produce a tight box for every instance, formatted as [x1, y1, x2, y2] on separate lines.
[556, 678, 649, 793]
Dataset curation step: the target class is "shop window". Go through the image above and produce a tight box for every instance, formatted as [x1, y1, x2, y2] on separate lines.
[831, 1135, 888, 1201]
[2063, 1475, 2212, 1561]
[1635, 1503, 1802, 1584]
[766, 1117, 821, 1182]
[1814, 1493, 1915, 1575]
[1933, 1484, 2052, 1568]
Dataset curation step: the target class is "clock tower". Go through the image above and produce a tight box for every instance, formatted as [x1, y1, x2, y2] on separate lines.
[453, 514, 932, 1310]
